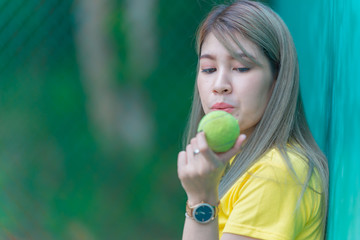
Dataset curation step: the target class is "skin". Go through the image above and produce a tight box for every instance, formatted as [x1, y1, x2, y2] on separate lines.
[177, 33, 275, 240]
[197, 33, 274, 137]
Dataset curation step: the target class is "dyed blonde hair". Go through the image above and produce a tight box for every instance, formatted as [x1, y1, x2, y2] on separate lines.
[183, 0, 328, 237]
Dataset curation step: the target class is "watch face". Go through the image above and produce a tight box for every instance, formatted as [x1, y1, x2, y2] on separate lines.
[193, 203, 214, 224]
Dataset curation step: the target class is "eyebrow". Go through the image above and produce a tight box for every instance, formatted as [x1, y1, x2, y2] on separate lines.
[199, 54, 216, 60]
[199, 53, 255, 61]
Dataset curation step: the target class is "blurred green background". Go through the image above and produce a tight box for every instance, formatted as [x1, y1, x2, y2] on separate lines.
[0, 0, 359, 239]
[0, 0, 213, 239]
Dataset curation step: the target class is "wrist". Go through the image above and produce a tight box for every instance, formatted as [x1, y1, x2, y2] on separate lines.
[186, 200, 219, 224]
[187, 192, 219, 206]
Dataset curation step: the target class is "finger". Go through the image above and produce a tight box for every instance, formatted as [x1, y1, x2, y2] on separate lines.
[190, 137, 199, 154]
[233, 134, 247, 151]
[196, 131, 208, 152]
[186, 144, 194, 164]
[218, 134, 247, 162]
[177, 151, 187, 168]
[196, 132, 218, 164]
[177, 151, 187, 179]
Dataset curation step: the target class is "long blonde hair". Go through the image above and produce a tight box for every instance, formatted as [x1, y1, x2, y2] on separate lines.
[183, 0, 328, 237]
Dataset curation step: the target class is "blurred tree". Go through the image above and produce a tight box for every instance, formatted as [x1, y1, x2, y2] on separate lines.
[75, 0, 156, 158]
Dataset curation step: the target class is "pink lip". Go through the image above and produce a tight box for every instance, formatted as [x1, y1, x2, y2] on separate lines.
[211, 102, 235, 113]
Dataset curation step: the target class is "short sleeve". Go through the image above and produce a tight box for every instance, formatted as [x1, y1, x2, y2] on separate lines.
[222, 152, 312, 240]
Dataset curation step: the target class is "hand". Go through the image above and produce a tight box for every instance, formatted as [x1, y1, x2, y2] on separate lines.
[177, 132, 247, 205]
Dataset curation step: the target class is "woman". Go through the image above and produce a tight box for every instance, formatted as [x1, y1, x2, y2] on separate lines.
[177, 1, 329, 240]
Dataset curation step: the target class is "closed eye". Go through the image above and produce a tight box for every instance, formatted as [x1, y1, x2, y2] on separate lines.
[201, 68, 216, 74]
[234, 67, 250, 73]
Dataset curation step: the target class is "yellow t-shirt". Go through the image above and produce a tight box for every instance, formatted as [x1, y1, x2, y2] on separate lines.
[218, 148, 323, 240]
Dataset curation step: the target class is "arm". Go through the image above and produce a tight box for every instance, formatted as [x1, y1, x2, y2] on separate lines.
[178, 132, 256, 240]
[183, 218, 259, 240]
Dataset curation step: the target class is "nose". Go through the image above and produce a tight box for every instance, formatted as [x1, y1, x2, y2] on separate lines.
[212, 70, 232, 94]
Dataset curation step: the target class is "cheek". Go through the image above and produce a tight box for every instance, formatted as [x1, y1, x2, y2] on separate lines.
[244, 80, 269, 99]
[196, 77, 201, 91]
[197, 77, 209, 111]
[197, 78, 204, 98]
[240, 78, 273, 116]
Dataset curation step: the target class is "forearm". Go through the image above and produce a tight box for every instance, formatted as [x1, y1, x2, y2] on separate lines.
[182, 194, 220, 240]
[177, 132, 245, 240]
[182, 216, 219, 240]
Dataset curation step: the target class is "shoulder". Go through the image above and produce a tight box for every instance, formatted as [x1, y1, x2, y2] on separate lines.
[225, 148, 309, 204]
[256, 148, 308, 171]
[220, 148, 324, 239]
[246, 148, 310, 185]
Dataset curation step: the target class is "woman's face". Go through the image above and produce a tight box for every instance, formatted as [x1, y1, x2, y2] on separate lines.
[197, 32, 275, 137]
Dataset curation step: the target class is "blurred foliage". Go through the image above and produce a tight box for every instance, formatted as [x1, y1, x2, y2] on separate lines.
[0, 0, 218, 239]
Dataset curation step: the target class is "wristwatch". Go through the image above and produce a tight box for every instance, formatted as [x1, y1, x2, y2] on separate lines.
[186, 201, 219, 224]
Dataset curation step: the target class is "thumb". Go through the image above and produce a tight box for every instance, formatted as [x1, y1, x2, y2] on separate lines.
[217, 134, 247, 163]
